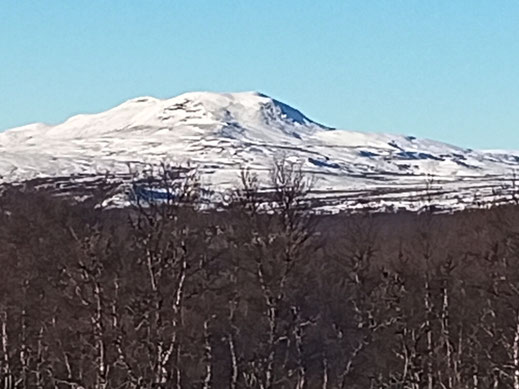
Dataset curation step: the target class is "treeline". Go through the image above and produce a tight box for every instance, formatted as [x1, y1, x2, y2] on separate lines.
[1, 164, 519, 388]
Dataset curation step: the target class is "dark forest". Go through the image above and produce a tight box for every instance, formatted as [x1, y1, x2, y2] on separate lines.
[1, 164, 519, 389]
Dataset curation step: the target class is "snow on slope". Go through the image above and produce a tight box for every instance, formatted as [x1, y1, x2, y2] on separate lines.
[1, 91, 518, 211]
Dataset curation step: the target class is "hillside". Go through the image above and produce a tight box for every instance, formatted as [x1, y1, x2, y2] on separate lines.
[1, 91, 518, 211]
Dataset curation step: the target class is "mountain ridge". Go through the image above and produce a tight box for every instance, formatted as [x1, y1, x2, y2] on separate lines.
[1, 91, 518, 211]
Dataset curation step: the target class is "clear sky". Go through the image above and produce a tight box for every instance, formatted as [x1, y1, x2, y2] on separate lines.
[1, 1, 518, 149]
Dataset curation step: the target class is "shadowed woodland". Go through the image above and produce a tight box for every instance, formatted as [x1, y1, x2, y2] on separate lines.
[2, 163, 519, 388]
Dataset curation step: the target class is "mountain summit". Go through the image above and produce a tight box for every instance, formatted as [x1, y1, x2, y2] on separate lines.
[1, 91, 518, 211]
[7, 91, 327, 140]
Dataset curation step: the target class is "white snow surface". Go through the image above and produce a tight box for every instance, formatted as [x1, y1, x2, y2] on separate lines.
[1, 91, 518, 211]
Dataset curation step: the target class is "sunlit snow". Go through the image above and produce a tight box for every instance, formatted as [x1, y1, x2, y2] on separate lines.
[1, 91, 518, 212]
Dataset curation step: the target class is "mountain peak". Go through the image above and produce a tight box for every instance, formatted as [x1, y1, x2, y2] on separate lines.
[1, 91, 519, 212]
[28, 91, 326, 139]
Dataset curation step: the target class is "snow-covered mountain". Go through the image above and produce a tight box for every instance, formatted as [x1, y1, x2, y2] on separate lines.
[1, 91, 518, 212]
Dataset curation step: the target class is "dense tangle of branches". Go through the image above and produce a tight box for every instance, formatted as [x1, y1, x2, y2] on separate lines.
[1, 161, 519, 388]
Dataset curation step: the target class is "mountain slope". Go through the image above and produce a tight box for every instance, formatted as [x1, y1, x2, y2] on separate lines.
[1, 91, 518, 211]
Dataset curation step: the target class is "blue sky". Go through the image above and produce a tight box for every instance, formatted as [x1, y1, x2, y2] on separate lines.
[1, 1, 518, 149]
